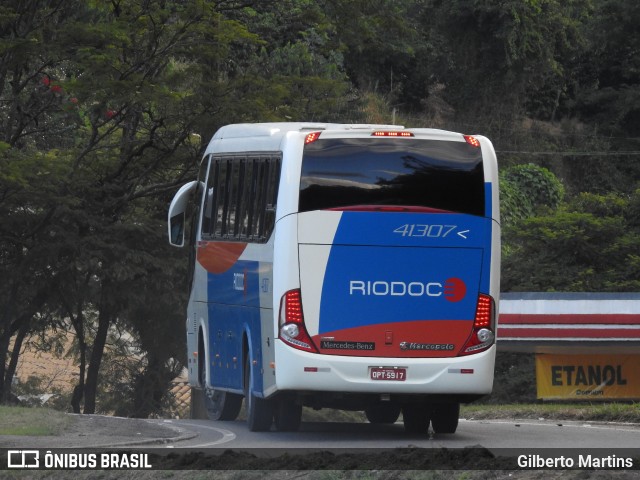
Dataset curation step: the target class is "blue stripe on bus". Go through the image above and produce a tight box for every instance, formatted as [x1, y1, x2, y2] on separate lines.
[205, 260, 261, 307]
[205, 259, 262, 392]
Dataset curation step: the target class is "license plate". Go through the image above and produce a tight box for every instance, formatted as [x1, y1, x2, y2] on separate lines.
[370, 367, 407, 381]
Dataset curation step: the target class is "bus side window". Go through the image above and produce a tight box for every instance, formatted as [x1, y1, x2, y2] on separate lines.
[202, 153, 281, 243]
[201, 163, 213, 236]
[214, 159, 229, 237]
[263, 157, 280, 240]
[201, 157, 218, 238]
[225, 160, 242, 238]
[246, 158, 260, 239]
[232, 160, 245, 238]
[237, 158, 253, 239]
[253, 159, 267, 241]
[201, 186, 214, 235]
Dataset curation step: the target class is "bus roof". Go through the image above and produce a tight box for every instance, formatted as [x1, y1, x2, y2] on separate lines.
[205, 122, 476, 155]
[211, 122, 404, 140]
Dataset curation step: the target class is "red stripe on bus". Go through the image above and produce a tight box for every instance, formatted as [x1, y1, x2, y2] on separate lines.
[313, 320, 474, 358]
[197, 241, 247, 274]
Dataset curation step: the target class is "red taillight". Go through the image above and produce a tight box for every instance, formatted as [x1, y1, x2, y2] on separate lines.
[279, 289, 318, 353]
[463, 135, 481, 148]
[304, 132, 321, 144]
[459, 294, 495, 356]
[474, 294, 492, 329]
[284, 290, 302, 322]
[371, 131, 414, 137]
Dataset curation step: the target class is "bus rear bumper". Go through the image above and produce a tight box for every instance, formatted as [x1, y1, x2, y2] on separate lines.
[273, 341, 496, 396]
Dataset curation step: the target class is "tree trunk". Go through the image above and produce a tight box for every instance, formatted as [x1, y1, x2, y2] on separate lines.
[0, 281, 19, 403]
[70, 331, 86, 414]
[70, 384, 84, 414]
[132, 357, 169, 418]
[83, 306, 111, 414]
[0, 330, 13, 403]
[3, 320, 30, 402]
[0, 283, 48, 404]
[59, 272, 91, 413]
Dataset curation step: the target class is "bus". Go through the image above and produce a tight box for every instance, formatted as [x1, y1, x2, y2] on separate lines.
[168, 122, 500, 433]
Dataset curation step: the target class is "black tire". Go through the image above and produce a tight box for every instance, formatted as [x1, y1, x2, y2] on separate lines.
[244, 358, 273, 432]
[203, 388, 243, 421]
[430, 403, 460, 434]
[365, 403, 401, 424]
[198, 352, 242, 421]
[190, 387, 208, 419]
[402, 403, 431, 434]
[273, 394, 302, 432]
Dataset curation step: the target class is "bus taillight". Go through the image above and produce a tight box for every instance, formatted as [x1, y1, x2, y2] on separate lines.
[371, 131, 414, 137]
[304, 132, 321, 144]
[279, 289, 318, 353]
[459, 294, 495, 356]
[463, 135, 481, 148]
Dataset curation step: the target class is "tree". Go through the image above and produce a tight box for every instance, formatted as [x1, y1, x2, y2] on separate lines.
[0, 0, 84, 403]
[215, 0, 354, 123]
[500, 163, 565, 226]
[574, 0, 640, 138]
[324, 0, 420, 97]
[415, 0, 590, 123]
[503, 191, 640, 291]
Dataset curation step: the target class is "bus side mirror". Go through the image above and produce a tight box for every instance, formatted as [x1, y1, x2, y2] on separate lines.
[168, 180, 199, 247]
[169, 212, 186, 246]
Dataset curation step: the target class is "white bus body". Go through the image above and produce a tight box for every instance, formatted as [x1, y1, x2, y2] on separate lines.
[168, 123, 500, 433]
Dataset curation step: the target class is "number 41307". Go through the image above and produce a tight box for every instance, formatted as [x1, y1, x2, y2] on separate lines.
[393, 224, 457, 238]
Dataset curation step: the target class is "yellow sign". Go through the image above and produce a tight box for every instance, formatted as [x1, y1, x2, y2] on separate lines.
[536, 354, 640, 400]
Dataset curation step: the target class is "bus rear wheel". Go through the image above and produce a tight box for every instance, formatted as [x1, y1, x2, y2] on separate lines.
[402, 403, 431, 434]
[244, 358, 273, 432]
[273, 394, 302, 431]
[430, 403, 460, 434]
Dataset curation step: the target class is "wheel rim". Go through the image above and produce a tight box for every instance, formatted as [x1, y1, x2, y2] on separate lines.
[207, 389, 224, 416]
[200, 353, 226, 419]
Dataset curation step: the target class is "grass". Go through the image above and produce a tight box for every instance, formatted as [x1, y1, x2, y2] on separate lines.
[0, 405, 73, 436]
[461, 401, 640, 423]
[306, 402, 640, 424]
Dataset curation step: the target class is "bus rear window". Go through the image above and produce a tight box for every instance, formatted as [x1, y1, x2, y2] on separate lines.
[299, 138, 485, 216]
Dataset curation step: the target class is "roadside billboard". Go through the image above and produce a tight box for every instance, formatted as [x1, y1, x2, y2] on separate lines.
[536, 354, 640, 400]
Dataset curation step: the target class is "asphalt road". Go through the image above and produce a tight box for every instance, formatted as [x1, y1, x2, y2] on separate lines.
[150, 417, 640, 452]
